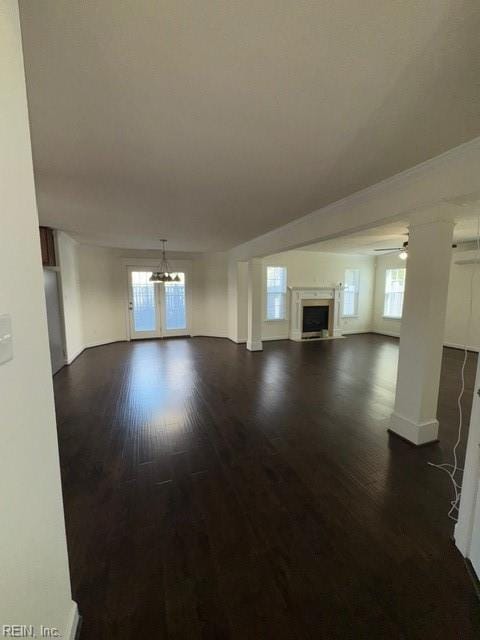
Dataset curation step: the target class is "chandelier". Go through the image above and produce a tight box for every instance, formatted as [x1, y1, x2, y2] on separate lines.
[149, 239, 180, 283]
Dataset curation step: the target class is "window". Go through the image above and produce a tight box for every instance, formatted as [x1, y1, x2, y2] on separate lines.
[384, 268, 406, 318]
[342, 269, 360, 317]
[266, 266, 287, 320]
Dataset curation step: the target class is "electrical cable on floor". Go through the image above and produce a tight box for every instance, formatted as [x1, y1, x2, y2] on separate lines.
[428, 214, 480, 522]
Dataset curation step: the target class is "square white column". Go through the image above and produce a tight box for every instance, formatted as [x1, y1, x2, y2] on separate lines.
[247, 258, 263, 351]
[390, 215, 455, 445]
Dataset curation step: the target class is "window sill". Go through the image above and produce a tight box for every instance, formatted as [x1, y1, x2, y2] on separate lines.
[341, 314, 359, 319]
[265, 318, 286, 323]
[382, 315, 402, 320]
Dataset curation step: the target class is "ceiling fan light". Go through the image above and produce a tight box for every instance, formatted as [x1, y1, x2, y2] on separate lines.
[399, 250, 408, 260]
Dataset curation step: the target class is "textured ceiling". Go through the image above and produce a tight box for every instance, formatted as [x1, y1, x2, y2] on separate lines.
[19, 0, 480, 252]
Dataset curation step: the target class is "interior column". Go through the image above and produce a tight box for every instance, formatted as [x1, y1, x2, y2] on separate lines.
[247, 258, 263, 351]
[390, 214, 455, 445]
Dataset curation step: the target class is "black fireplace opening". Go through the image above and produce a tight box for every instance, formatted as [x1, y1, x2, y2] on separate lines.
[302, 305, 329, 334]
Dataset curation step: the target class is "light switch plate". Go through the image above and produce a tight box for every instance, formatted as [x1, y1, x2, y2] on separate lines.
[0, 314, 13, 364]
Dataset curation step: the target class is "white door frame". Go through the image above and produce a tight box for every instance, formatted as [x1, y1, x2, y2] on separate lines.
[124, 260, 192, 340]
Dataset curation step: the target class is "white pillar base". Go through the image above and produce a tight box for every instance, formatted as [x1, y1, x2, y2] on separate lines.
[246, 340, 263, 352]
[389, 412, 439, 446]
[66, 602, 80, 640]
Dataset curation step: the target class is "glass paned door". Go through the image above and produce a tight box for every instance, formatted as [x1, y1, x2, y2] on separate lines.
[128, 268, 188, 339]
[129, 270, 161, 339]
[164, 273, 187, 334]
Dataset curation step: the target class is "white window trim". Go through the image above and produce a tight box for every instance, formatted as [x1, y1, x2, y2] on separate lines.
[341, 268, 360, 318]
[383, 268, 406, 320]
[265, 265, 287, 322]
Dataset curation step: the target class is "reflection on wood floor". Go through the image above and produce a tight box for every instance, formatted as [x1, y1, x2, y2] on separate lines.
[53, 334, 480, 639]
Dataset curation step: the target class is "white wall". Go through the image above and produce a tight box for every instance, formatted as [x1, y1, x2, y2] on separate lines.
[373, 247, 480, 350]
[455, 350, 480, 560]
[56, 239, 230, 349]
[57, 232, 84, 362]
[260, 251, 375, 341]
[0, 2, 77, 636]
[58, 238, 480, 353]
[192, 253, 229, 338]
[444, 248, 480, 350]
[58, 241, 377, 349]
[77, 244, 127, 347]
[43, 269, 65, 374]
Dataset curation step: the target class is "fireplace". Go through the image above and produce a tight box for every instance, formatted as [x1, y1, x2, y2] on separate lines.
[303, 305, 329, 336]
[301, 299, 333, 338]
[288, 286, 342, 341]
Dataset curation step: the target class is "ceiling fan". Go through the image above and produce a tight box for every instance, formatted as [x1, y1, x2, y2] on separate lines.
[374, 237, 410, 260]
[374, 235, 456, 260]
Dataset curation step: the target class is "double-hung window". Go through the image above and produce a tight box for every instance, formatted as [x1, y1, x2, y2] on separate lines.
[266, 266, 287, 320]
[384, 268, 406, 318]
[342, 269, 360, 317]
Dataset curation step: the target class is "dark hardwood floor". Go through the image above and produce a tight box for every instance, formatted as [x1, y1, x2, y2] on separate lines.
[53, 334, 480, 639]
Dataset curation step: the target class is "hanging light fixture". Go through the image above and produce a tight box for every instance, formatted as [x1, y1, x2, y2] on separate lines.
[150, 239, 180, 283]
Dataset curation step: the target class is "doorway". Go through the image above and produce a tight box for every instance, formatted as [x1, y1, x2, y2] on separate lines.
[128, 268, 188, 339]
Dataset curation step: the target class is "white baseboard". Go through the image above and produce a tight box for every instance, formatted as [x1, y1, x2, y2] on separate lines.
[371, 331, 480, 352]
[228, 336, 287, 346]
[371, 329, 400, 338]
[65, 347, 84, 365]
[389, 411, 439, 445]
[341, 329, 373, 335]
[191, 330, 228, 339]
[85, 338, 127, 349]
[66, 601, 80, 640]
[455, 517, 471, 556]
[65, 339, 129, 365]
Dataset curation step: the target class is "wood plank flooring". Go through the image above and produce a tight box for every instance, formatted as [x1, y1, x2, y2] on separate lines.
[53, 334, 480, 639]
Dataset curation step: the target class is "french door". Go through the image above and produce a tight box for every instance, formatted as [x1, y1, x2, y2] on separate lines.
[128, 268, 188, 339]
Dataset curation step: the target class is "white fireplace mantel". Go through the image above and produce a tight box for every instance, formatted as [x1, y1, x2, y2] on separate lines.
[288, 285, 343, 341]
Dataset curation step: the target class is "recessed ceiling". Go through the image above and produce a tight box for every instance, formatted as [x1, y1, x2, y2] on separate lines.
[19, 1, 480, 252]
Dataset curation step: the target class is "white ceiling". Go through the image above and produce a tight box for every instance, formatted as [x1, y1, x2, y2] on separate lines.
[19, 1, 480, 252]
[302, 214, 480, 255]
